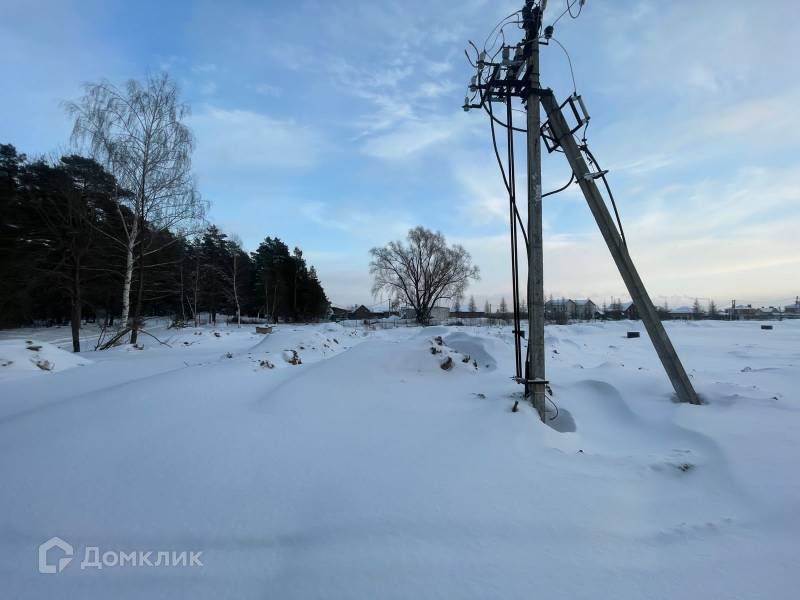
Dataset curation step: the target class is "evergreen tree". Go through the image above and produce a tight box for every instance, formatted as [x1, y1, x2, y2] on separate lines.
[0, 142, 331, 332]
[692, 298, 703, 318]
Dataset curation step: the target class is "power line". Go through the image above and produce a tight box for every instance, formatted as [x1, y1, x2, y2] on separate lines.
[551, 37, 577, 95]
[549, 0, 583, 28]
[483, 10, 522, 52]
[581, 144, 627, 246]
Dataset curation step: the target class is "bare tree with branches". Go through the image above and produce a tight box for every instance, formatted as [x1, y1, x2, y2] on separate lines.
[370, 226, 479, 325]
[65, 72, 205, 343]
[221, 234, 245, 327]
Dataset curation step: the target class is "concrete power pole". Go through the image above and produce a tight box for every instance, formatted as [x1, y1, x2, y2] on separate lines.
[524, 2, 547, 421]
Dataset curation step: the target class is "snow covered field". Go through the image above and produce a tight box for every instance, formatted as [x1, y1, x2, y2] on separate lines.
[1, 319, 798, 599]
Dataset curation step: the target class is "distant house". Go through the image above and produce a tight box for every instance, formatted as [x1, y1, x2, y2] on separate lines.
[545, 298, 575, 322]
[668, 306, 698, 320]
[450, 311, 486, 320]
[400, 307, 416, 320]
[724, 304, 757, 320]
[350, 305, 373, 320]
[329, 306, 349, 320]
[621, 301, 639, 320]
[573, 299, 598, 320]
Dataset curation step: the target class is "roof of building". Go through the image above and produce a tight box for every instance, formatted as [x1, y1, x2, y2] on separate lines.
[546, 298, 574, 306]
[669, 306, 695, 314]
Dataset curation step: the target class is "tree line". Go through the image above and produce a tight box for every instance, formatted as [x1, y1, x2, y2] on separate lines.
[0, 74, 328, 351]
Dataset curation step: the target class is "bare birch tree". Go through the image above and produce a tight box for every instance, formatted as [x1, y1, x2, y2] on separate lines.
[370, 227, 479, 325]
[222, 234, 245, 327]
[65, 73, 205, 343]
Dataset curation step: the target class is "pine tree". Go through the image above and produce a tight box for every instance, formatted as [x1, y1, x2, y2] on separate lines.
[468, 295, 477, 312]
[692, 298, 703, 318]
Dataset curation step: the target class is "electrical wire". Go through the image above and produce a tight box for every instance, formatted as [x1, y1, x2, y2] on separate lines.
[542, 172, 575, 198]
[582, 144, 627, 246]
[567, 0, 584, 19]
[483, 10, 522, 53]
[486, 98, 529, 248]
[551, 37, 577, 95]
[483, 102, 526, 133]
[506, 92, 523, 380]
[464, 49, 477, 68]
[550, 0, 582, 28]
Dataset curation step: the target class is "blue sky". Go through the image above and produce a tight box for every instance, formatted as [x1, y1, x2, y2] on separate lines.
[2, 0, 798, 309]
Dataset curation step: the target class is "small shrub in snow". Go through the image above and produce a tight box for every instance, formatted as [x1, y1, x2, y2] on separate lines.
[35, 359, 54, 371]
[260, 359, 274, 369]
[283, 350, 302, 365]
[461, 354, 471, 363]
[440, 356, 454, 371]
[26, 345, 42, 352]
[430, 346, 441, 355]
[434, 336, 443, 345]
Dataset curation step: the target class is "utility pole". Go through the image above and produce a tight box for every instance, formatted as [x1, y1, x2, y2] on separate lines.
[541, 92, 700, 404]
[523, 1, 546, 420]
[464, 0, 700, 415]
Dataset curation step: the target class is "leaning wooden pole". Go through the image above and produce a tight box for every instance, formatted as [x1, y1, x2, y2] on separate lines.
[540, 92, 700, 405]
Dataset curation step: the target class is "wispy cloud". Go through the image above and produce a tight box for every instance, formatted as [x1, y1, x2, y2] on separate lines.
[190, 106, 326, 172]
[4, 0, 800, 307]
[361, 114, 469, 160]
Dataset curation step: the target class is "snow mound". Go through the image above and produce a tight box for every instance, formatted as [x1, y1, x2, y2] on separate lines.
[443, 331, 497, 370]
[246, 324, 356, 370]
[0, 339, 91, 379]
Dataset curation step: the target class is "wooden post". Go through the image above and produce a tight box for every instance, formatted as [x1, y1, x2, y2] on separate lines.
[524, 2, 547, 421]
[541, 92, 700, 405]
